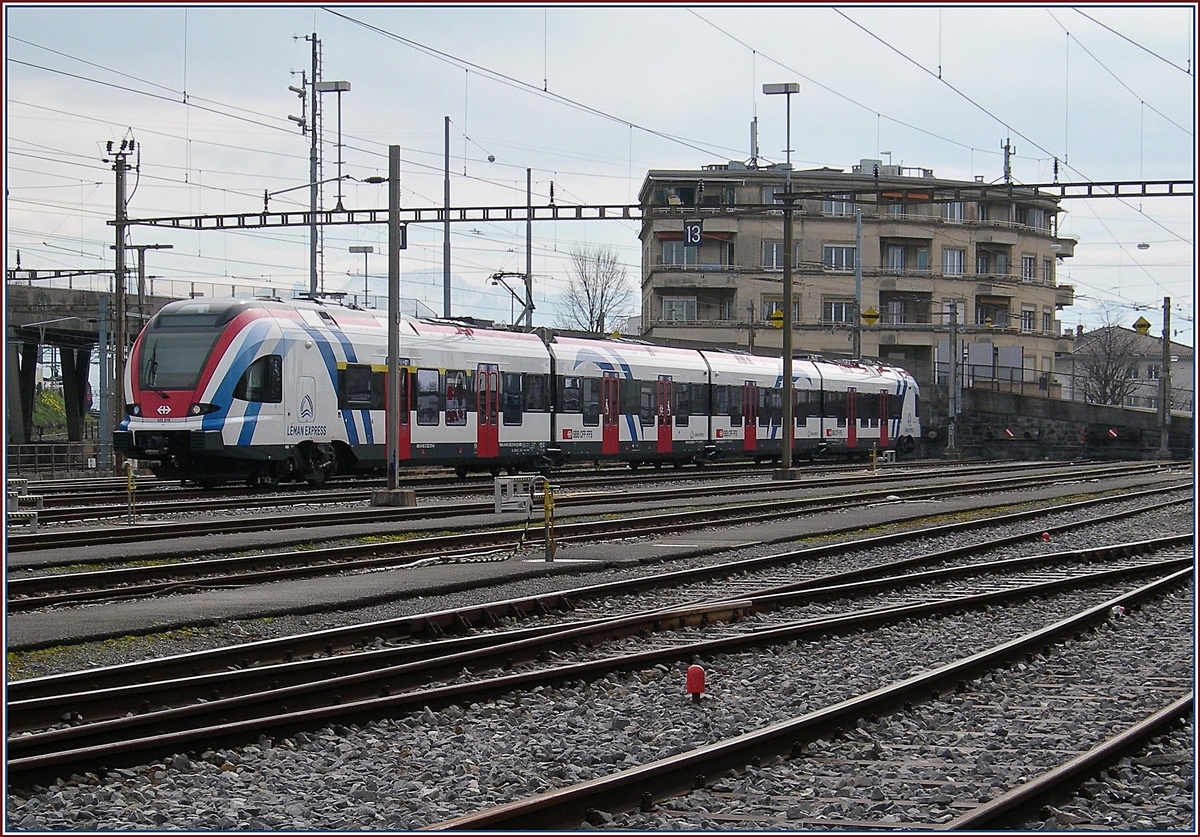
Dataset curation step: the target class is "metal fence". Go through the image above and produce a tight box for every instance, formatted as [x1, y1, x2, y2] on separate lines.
[6, 442, 100, 476]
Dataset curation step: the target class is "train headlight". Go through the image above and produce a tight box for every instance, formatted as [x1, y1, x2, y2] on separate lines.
[127, 404, 142, 416]
[189, 403, 220, 416]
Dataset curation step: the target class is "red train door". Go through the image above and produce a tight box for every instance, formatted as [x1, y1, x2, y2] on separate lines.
[656, 376, 674, 454]
[477, 363, 499, 459]
[397, 369, 412, 461]
[846, 388, 858, 449]
[743, 382, 757, 452]
[601, 374, 620, 456]
[878, 390, 889, 449]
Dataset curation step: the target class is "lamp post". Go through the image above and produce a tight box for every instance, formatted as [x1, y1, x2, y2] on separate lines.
[368, 146, 415, 507]
[763, 82, 800, 478]
[349, 245, 373, 306]
[1157, 297, 1171, 459]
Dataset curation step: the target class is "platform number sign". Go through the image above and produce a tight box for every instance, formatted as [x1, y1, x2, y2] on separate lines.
[683, 220, 702, 247]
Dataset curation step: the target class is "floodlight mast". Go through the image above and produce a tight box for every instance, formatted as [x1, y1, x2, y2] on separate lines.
[763, 81, 800, 478]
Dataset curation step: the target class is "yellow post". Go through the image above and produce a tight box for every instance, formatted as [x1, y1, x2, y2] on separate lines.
[542, 480, 556, 562]
[125, 460, 137, 523]
[870, 443, 878, 474]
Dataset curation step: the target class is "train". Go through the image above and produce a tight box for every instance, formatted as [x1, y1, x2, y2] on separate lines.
[115, 296, 921, 487]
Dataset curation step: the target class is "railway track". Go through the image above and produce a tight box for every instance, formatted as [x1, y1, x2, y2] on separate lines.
[7, 470, 1191, 611]
[19, 459, 1174, 528]
[431, 576, 1191, 830]
[7, 460, 1181, 556]
[6, 514, 1191, 790]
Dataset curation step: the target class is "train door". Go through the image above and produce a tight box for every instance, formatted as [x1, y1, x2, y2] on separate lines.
[846, 388, 858, 449]
[743, 382, 757, 452]
[601, 374, 620, 456]
[396, 369, 412, 461]
[477, 363, 499, 459]
[656, 376, 674, 454]
[877, 390, 889, 449]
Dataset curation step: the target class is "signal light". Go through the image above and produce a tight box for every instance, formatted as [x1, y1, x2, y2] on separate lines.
[686, 665, 706, 703]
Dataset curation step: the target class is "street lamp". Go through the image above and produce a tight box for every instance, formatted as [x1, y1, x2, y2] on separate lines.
[349, 245, 373, 306]
[763, 81, 800, 478]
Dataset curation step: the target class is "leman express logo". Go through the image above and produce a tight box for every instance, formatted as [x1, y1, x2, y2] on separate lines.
[299, 394, 315, 422]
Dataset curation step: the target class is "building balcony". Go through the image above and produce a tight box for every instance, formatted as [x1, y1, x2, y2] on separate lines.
[1055, 284, 1075, 308]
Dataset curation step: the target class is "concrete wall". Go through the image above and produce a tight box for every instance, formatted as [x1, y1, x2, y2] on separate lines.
[919, 385, 1193, 461]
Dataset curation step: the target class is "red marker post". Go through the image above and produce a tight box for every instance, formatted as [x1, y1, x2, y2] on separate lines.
[686, 665, 705, 704]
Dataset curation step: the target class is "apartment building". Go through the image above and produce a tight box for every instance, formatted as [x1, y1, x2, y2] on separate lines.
[637, 159, 1078, 389]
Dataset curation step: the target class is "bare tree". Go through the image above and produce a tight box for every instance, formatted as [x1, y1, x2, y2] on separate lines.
[556, 244, 634, 334]
[1074, 322, 1141, 406]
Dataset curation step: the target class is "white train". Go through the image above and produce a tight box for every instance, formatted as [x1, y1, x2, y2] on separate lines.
[115, 297, 921, 486]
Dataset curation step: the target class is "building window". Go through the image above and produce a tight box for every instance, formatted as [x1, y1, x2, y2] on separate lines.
[1021, 255, 1036, 281]
[823, 300, 855, 323]
[1042, 311, 1054, 332]
[662, 240, 697, 267]
[763, 299, 800, 321]
[976, 298, 1009, 327]
[1020, 307, 1036, 332]
[977, 203, 989, 222]
[763, 186, 785, 205]
[887, 245, 905, 271]
[1147, 364, 1161, 380]
[916, 248, 930, 272]
[823, 245, 855, 271]
[1042, 258, 1054, 283]
[763, 240, 786, 269]
[886, 201, 905, 218]
[823, 193, 853, 216]
[943, 201, 964, 223]
[886, 299, 906, 324]
[943, 248, 965, 275]
[662, 297, 697, 322]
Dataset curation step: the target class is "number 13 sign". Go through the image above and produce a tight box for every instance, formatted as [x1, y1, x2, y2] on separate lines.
[683, 220, 702, 247]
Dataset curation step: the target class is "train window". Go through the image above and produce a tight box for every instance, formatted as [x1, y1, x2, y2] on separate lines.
[524, 374, 547, 412]
[445, 370, 468, 426]
[560, 376, 582, 413]
[503, 373, 523, 425]
[759, 387, 782, 427]
[713, 385, 729, 417]
[888, 393, 903, 420]
[338, 364, 373, 409]
[728, 387, 743, 427]
[691, 384, 709, 416]
[638, 382, 656, 427]
[823, 391, 847, 427]
[399, 369, 409, 424]
[416, 368, 441, 426]
[581, 378, 601, 426]
[235, 355, 283, 403]
[794, 389, 813, 423]
[674, 383, 690, 427]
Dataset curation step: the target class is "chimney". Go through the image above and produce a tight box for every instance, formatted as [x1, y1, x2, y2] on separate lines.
[1076, 325, 1084, 337]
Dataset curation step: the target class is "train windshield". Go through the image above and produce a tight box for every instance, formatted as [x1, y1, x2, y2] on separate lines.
[138, 303, 240, 390]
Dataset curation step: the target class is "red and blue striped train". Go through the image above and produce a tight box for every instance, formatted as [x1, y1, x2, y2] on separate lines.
[116, 297, 921, 486]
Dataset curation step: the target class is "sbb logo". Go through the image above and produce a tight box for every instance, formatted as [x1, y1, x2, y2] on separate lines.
[157, 405, 172, 415]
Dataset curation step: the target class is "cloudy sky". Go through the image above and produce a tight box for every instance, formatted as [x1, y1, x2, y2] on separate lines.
[5, 3, 1195, 343]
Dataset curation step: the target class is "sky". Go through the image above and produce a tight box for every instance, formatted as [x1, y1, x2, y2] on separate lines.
[4, 2, 1196, 347]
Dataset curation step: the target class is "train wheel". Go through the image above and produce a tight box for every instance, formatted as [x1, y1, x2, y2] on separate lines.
[299, 442, 336, 487]
[488, 466, 502, 478]
[454, 466, 469, 479]
[506, 465, 520, 476]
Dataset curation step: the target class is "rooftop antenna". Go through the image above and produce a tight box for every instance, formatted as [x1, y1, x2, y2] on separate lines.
[749, 118, 759, 167]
